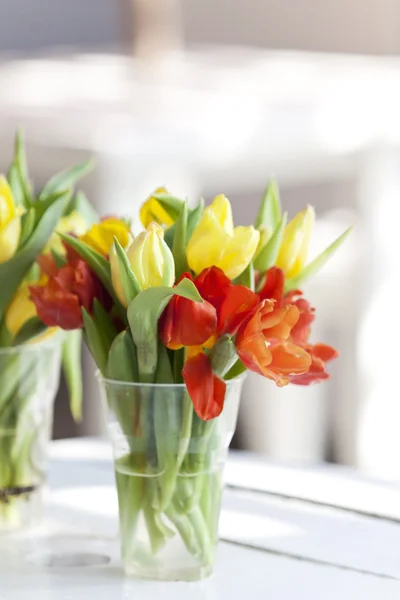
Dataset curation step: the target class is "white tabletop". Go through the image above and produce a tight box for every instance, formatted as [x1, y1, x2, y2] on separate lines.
[1, 438, 400, 599]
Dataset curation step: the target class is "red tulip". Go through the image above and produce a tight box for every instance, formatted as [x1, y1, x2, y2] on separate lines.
[159, 273, 217, 349]
[182, 351, 226, 420]
[258, 266, 285, 305]
[195, 266, 260, 335]
[235, 299, 311, 386]
[30, 249, 104, 330]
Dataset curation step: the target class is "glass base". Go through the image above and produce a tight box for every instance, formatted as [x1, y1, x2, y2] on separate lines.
[0, 486, 43, 533]
[124, 562, 213, 582]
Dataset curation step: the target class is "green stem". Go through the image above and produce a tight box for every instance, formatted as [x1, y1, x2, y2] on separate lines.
[164, 498, 200, 556]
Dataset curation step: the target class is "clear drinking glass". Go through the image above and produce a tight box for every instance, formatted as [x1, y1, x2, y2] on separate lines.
[0, 337, 62, 531]
[98, 374, 245, 581]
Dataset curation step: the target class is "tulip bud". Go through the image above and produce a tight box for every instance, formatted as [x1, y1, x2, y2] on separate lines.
[111, 223, 175, 306]
[128, 222, 175, 289]
[80, 217, 131, 256]
[276, 206, 315, 279]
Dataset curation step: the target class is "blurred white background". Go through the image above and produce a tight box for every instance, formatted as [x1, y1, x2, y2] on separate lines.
[0, 0, 398, 478]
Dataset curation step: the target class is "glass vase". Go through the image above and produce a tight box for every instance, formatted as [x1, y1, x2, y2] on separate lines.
[0, 337, 62, 532]
[98, 374, 244, 581]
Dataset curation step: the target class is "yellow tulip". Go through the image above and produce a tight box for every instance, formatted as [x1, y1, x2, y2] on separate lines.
[140, 187, 175, 229]
[80, 217, 131, 255]
[110, 222, 175, 306]
[5, 285, 37, 336]
[186, 194, 260, 280]
[0, 175, 22, 263]
[275, 205, 315, 278]
[45, 210, 88, 255]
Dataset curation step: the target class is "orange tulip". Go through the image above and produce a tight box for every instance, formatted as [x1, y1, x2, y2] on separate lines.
[235, 299, 311, 386]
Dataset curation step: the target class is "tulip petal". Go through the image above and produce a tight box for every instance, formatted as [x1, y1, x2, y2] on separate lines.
[269, 342, 311, 375]
[30, 280, 83, 330]
[218, 226, 260, 280]
[183, 352, 226, 421]
[210, 195, 234, 234]
[80, 218, 130, 256]
[0, 215, 21, 263]
[159, 278, 217, 349]
[5, 285, 37, 336]
[186, 209, 229, 275]
[218, 284, 260, 335]
[259, 267, 285, 304]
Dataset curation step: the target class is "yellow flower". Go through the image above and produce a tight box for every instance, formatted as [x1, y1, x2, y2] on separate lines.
[110, 222, 175, 306]
[5, 285, 37, 336]
[45, 210, 88, 255]
[0, 176, 23, 264]
[140, 187, 175, 229]
[276, 206, 315, 278]
[186, 194, 260, 280]
[80, 217, 131, 255]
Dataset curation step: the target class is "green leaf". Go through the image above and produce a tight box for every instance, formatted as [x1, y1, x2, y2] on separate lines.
[0, 194, 67, 319]
[62, 330, 83, 421]
[285, 226, 353, 293]
[13, 317, 49, 345]
[51, 249, 67, 269]
[0, 320, 13, 347]
[7, 130, 32, 207]
[255, 178, 281, 230]
[186, 198, 204, 242]
[234, 262, 255, 290]
[254, 212, 287, 272]
[82, 308, 108, 374]
[66, 190, 98, 224]
[152, 193, 184, 220]
[18, 209, 36, 247]
[39, 158, 94, 199]
[209, 335, 238, 377]
[113, 237, 141, 305]
[225, 358, 247, 380]
[155, 342, 174, 384]
[106, 329, 138, 382]
[59, 233, 113, 294]
[33, 190, 71, 225]
[127, 278, 203, 382]
[172, 201, 189, 279]
[93, 298, 118, 356]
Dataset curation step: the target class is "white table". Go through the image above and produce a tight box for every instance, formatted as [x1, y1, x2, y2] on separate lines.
[1, 439, 400, 599]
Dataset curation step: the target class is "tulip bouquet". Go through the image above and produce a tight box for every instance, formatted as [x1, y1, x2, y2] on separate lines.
[0, 132, 97, 528]
[31, 183, 350, 579]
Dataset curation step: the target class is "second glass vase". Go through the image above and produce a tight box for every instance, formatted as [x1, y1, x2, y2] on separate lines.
[98, 374, 244, 581]
[0, 337, 62, 532]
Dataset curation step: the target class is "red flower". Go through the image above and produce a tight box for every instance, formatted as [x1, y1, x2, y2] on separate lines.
[259, 266, 285, 305]
[182, 351, 226, 420]
[195, 266, 260, 336]
[30, 246, 104, 330]
[159, 273, 217, 349]
[235, 299, 311, 386]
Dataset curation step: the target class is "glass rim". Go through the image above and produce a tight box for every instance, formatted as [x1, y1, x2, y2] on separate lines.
[96, 370, 246, 388]
[0, 331, 63, 355]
